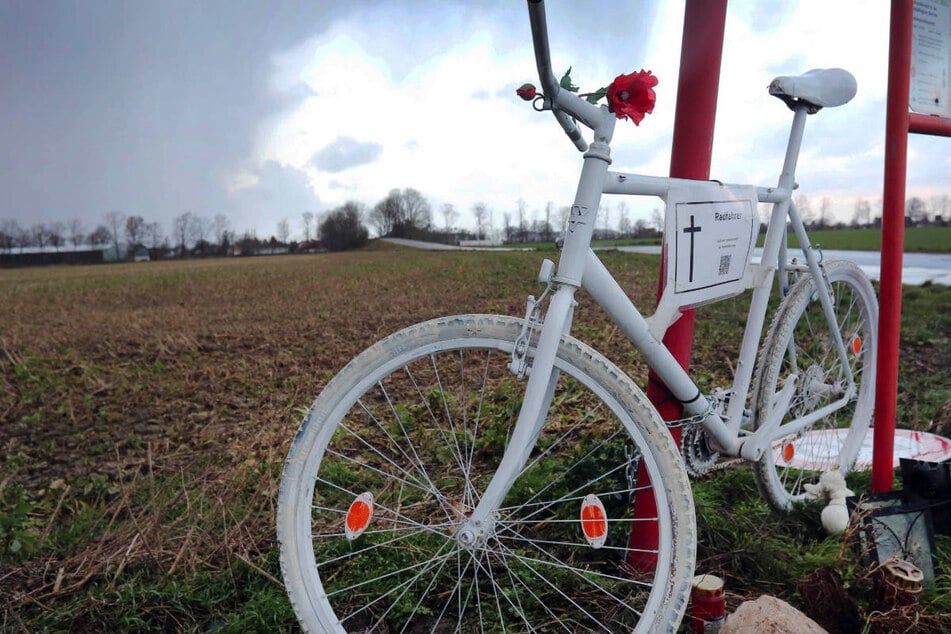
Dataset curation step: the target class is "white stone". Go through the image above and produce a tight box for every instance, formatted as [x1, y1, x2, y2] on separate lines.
[720, 595, 827, 634]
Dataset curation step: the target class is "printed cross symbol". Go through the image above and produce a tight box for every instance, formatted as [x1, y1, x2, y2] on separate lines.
[683, 215, 702, 283]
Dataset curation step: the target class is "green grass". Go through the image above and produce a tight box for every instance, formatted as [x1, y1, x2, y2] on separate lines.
[504, 226, 951, 252]
[692, 468, 951, 631]
[757, 226, 951, 253]
[1, 247, 948, 631]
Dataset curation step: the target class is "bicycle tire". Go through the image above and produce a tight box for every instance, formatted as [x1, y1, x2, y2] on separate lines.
[752, 261, 878, 510]
[277, 314, 695, 632]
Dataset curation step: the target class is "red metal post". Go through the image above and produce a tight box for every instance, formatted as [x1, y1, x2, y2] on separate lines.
[873, 0, 914, 493]
[874, 2, 951, 491]
[628, 0, 727, 571]
[909, 112, 951, 136]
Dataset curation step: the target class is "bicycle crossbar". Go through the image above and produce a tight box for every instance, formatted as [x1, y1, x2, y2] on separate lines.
[603, 171, 791, 204]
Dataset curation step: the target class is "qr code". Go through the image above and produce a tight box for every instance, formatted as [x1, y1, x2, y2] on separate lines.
[718, 254, 731, 276]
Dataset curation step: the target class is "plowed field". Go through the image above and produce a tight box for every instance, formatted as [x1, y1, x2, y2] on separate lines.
[2, 242, 948, 630]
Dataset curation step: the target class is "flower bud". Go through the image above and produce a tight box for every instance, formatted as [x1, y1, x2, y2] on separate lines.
[516, 83, 537, 101]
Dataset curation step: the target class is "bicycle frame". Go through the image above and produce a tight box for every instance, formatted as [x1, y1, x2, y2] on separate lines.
[463, 13, 858, 541]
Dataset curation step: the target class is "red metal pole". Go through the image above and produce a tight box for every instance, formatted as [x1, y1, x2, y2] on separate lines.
[909, 113, 951, 136]
[628, 0, 726, 571]
[873, 0, 913, 493]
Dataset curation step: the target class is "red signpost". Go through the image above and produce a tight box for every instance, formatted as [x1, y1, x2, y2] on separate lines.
[873, 0, 951, 493]
[628, 0, 727, 572]
[627, 0, 951, 570]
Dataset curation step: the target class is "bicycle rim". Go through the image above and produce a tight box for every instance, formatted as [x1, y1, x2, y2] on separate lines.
[278, 315, 694, 632]
[753, 262, 878, 509]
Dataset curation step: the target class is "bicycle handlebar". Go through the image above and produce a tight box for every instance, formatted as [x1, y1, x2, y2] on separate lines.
[527, 0, 588, 151]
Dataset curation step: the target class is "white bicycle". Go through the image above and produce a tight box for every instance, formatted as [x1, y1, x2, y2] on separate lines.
[277, 1, 878, 631]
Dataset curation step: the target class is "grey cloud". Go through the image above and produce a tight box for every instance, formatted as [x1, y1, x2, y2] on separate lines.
[0, 0, 370, 235]
[310, 137, 383, 173]
[227, 161, 321, 235]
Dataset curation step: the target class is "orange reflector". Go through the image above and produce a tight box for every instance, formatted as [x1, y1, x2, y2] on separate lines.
[580, 494, 607, 549]
[851, 336, 862, 356]
[782, 442, 795, 463]
[345, 492, 374, 540]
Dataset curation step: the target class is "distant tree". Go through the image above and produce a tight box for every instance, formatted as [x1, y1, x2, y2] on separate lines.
[851, 197, 871, 227]
[30, 223, 48, 249]
[67, 218, 85, 247]
[599, 203, 611, 236]
[104, 211, 125, 259]
[236, 230, 259, 256]
[650, 208, 664, 232]
[617, 202, 631, 237]
[558, 205, 571, 231]
[88, 225, 111, 246]
[125, 215, 145, 246]
[543, 201, 555, 242]
[276, 218, 291, 245]
[48, 221, 66, 250]
[516, 198, 528, 243]
[906, 197, 928, 226]
[12, 223, 30, 251]
[301, 211, 314, 242]
[146, 222, 164, 250]
[929, 194, 949, 225]
[634, 218, 650, 237]
[369, 188, 432, 237]
[0, 219, 21, 252]
[320, 202, 368, 251]
[472, 202, 489, 240]
[440, 203, 458, 232]
[173, 212, 195, 255]
[369, 194, 397, 236]
[212, 214, 230, 253]
[818, 197, 833, 229]
[400, 189, 431, 233]
[192, 216, 212, 253]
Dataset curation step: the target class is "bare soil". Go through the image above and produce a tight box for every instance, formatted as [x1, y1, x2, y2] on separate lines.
[1, 244, 947, 627]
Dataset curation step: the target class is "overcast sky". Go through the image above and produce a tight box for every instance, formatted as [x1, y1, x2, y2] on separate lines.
[1, 0, 948, 242]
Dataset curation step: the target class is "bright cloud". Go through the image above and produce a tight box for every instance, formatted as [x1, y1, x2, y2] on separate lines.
[248, 0, 946, 234]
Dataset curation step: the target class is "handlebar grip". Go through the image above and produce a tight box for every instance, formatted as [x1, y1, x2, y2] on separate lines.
[528, 0, 588, 151]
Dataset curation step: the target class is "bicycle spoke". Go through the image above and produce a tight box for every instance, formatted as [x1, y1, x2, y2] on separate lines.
[281, 316, 692, 631]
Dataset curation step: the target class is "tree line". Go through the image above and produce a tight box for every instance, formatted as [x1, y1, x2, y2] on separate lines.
[0, 205, 369, 260]
[2, 192, 948, 262]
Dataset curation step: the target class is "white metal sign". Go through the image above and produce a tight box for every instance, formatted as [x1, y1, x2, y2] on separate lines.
[648, 184, 758, 338]
[911, 0, 951, 117]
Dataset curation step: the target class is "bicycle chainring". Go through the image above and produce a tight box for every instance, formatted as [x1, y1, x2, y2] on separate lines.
[682, 424, 720, 477]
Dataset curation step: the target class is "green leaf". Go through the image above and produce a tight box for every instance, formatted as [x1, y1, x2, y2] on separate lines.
[559, 67, 579, 93]
[584, 87, 608, 104]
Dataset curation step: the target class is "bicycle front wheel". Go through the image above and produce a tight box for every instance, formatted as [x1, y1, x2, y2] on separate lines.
[278, 314, 695, 633]
[752, 260, 878, 510]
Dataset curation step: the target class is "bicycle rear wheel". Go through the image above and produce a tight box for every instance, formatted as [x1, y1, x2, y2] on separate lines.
[752, 261, 878, 510]
[278, 314, 695, 632]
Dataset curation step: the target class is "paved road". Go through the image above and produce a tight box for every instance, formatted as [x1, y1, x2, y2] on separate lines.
[383, 239, 951, 286]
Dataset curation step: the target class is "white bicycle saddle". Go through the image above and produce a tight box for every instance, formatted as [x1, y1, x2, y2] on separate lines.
[768, 68, 857, 113]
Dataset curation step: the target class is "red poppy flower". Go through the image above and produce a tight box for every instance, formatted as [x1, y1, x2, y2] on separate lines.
[606, 70, 658, 125]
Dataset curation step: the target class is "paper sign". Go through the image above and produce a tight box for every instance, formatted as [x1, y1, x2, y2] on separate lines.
[911, 0, 951, 117]
[666, 185, 758, 299]
[647, 184, 759, 339]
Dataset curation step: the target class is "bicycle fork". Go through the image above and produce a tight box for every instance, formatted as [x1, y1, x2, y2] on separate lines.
[454, 285, 575, 549]
[455, 139, 615, 548]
